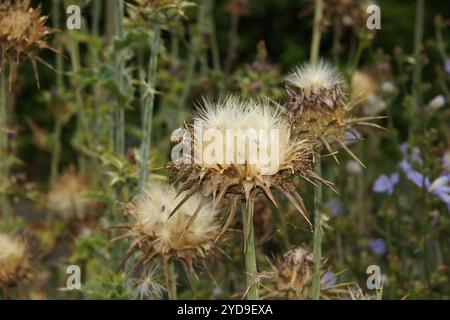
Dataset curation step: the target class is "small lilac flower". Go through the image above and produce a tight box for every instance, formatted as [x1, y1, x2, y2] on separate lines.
[428, 175, 450, 212]
[445, 59, 450, 75]
[399, 159, 429, 188]
[372, 172, 399, 194]
[321, 271, 337, 288]
[369, 238, 387, 256]
[343, 129, 362, 146]
[324, 198, 344, 216]
[442, 151, 450, 171]
[399, 142, 423, 165]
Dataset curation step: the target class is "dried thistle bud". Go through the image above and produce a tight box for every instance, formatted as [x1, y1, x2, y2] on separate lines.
[0, 0, 55, 91]
[0, 233, 31, 291]
[47, 166, 101, 221]
[285, 60, 345, 114]
[275, 246, 314, 294]
[119, 182, 219, 272]
[285, 61, 383, 167]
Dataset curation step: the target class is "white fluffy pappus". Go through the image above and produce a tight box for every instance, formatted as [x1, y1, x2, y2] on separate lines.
[0, 233, 30, 287]
[285, 60, 344, 94]
[192, 96, 304, 177]
[127, 182, 219, 257]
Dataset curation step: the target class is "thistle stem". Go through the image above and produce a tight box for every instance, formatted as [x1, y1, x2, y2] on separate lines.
[0, 61, 11, 225]
[50, 0, 63, 183]
[113, 0, 126, 156]
[138, 24, 161, 193]
[410, 0, 424, 137]
[312, 158, 322, 300]
[168, 261, 177, 300]
[310, 0, 323, 65]
[241, 204, 258, 300]
[310, 0, 324, 301]
[179, 4, 205, 109]
[50, 119, 62, 183]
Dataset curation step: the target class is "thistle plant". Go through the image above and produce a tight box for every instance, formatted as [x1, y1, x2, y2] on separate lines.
[284, 59, 384, 299]
[169, 96, 332, 299]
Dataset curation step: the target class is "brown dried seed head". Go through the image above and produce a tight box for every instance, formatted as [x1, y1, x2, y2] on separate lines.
[47, 166, 101, 221]
[0, 233, 31, 290]
[0, 0, 55, 90]
[123, 182, 219, 270]
[276, 246, 314, 293]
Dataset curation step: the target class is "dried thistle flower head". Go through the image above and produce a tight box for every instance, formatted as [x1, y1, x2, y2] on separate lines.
[285, 61, 383, 167]
[285, 60, 345, 112]
[170, 96, 330, 243]
[0, 233, 31, 290]
[260, 247, 361, 300]
[275, 246, 314, 295]
[119, 182, 218, 271]
[0, 0, 55, 91]
[47, 167, 100, 221]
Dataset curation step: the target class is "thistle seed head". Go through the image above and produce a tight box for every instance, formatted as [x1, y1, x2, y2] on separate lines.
[0, 0, 55, 91]
[0, 233, 31, 290]
[285, 60, 345, 113]
[169, 96, 330, 243]
[47, 167, 101, 221]
[275, 246, 314, 294]
[121, 182, 219, 271]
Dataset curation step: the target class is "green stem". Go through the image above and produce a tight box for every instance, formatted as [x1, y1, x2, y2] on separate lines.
[241, 204, 258, 300]
[310, 0, 323, 65]
[179, 5, 205, 108]
[207, 0, 221, 72]
[50, 0, 64, 182]
[168, 261, 177, 300]
[410, 0, 424, 138]
[67, 31, 90, 175]
[50, 119, 62, 183]
[138, 24, 161, 193]
[0, 61, 11, 225]
[312, 158, 322, 300]
[113, 0, 126, 156]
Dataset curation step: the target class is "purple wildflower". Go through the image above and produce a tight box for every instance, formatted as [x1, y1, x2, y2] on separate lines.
[445, 59, 450, 75]
[428, 175, 450, 212]
[343, 129, 362, 146]
[443, 151, 450, 171]
[324, 198, 344, 216]
[321, 271, 337, 288]
[399, 159, 429, 188]
[399, 142, 423, 165]
[369, 238, 387, 256]
[372, 172, 399, 194]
